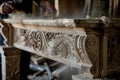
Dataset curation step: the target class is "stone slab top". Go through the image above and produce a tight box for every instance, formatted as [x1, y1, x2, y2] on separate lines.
[3, 17, 120, 28]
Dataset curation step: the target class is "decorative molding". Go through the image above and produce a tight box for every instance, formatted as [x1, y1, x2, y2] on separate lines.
[23, 19, 76, 27]
[13, 27, 92, 70]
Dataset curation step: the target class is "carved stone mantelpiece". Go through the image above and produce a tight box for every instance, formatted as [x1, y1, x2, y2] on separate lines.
[2, 18, 120, 79]
[10, 22, 93, 79]
[13, 25, 91, 68]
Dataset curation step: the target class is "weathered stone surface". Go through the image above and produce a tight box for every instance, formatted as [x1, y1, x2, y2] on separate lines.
[10, 21, 92, 79]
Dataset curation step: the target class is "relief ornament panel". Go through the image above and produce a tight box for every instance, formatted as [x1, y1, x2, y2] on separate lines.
[14, 28, 92, 76]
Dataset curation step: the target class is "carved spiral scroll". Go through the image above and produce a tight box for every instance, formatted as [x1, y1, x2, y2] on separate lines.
[47, 36, 75, 60]
[85, 35, 99, 77]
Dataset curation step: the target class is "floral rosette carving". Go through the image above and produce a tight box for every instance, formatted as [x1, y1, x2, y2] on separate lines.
[25, 31, 45, 51]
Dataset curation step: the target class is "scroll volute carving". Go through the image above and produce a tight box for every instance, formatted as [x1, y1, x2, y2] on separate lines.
[85, 34, 100, 77]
